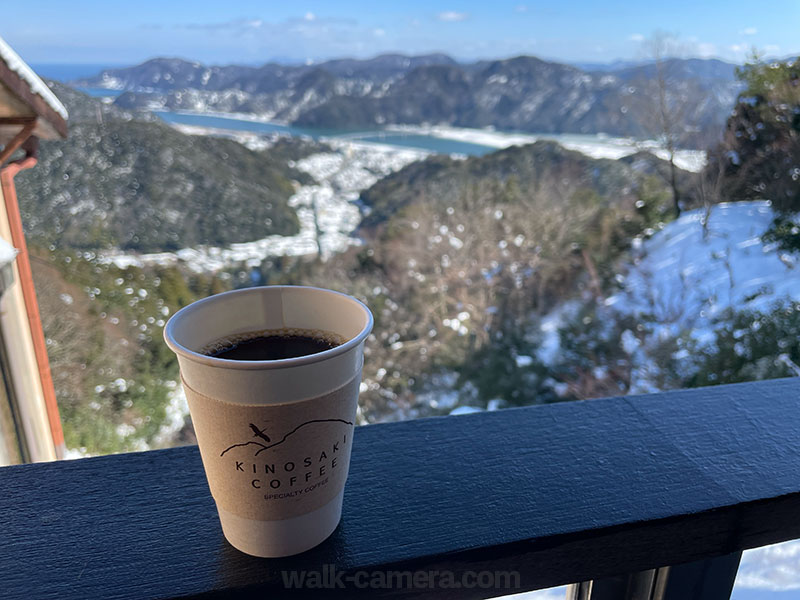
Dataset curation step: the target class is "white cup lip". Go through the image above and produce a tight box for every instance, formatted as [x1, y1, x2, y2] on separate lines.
[163, 285, 373, 371]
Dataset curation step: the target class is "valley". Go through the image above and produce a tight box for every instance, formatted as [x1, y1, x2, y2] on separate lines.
[14, 53, 800, 464]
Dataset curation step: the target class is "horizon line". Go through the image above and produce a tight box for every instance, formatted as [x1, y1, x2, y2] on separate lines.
[30, 51, 752, 70]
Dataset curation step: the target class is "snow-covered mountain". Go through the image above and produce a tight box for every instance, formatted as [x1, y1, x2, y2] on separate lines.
[77, 54, 741, 144]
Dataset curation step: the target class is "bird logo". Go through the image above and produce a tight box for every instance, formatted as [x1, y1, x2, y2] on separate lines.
[221, 418, 354, 457]
[249, 423, 270, 442]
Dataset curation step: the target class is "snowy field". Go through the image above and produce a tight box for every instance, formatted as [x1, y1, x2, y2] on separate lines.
[384, 124, 707, 172]
[169, 123, 274, 151]
[611, 201, 798, 338]
[611, 201, 799, 392]
[529, 201, 800, 395]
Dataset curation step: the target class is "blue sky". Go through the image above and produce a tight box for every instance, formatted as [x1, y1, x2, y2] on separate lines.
[2, 0, 798, 66]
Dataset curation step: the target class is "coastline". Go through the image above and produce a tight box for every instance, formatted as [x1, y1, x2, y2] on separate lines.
[384, 123, 706, 172]
[154, 108, 706, 172]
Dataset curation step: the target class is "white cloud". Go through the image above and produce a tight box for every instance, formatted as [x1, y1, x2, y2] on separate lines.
[628, 33, 645, 42]
[736, 540, 800, 591]
[183, 18, 264, 31]
[514, 4, 528, 12]
[373, 28, 386, 37]
[437, 11, 469, 22]
[764, 44, 780, 53]
[740, 27, 758, 35]
[729, 43, 745, 53]
[696, 42, 716, 57]
[304, 12, 315, 21]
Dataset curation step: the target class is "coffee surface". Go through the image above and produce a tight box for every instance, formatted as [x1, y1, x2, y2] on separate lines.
[204, 330, 341, 361]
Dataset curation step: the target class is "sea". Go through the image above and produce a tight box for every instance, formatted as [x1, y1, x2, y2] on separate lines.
[151, 111, 499, 156]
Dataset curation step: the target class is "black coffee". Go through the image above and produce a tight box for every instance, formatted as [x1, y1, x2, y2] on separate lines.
[204, 331, 341, 361]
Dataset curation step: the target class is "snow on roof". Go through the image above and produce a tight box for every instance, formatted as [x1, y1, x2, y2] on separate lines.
[0, 236, 18, 268]
[0, 35, 68, 120]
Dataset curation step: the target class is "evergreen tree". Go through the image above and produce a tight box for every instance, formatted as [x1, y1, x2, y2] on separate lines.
[687, 303, 800, 387]
[709, 56, 800, 212]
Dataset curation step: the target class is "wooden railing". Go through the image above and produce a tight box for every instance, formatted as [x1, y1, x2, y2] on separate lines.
[2, 378, 800, 599]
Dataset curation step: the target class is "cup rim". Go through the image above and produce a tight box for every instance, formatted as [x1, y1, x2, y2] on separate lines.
[163, 285, 373, 370]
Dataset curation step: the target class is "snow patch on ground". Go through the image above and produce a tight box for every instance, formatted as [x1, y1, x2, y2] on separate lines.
[610, 201, 798, 338]
[386, 124, 706, 172]
[537, 301, 581, 364]
[538, 201, 799, 394]
[613, 200, 798, 392]
[63, 447, 89, 460]
[449, 406, 483, 415]
[151, 381, 189, 447]
[169, 123, 273, 151]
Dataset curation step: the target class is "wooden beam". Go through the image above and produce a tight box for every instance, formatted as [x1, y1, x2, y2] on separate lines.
[0, 378, 799, 599]
[0, 116, 37, 126]
[0, 120, 35, 166]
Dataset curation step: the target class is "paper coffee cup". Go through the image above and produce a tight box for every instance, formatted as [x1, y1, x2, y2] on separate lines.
[164, 286, 373, 557]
